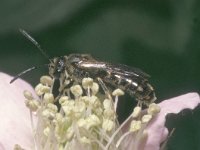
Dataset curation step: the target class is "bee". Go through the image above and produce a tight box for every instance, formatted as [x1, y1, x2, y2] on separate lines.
[11, 30, 156, 105]
[49, 54, 156, 105]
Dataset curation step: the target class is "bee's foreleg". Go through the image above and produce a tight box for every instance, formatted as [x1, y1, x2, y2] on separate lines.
[55, 72, 74, 101]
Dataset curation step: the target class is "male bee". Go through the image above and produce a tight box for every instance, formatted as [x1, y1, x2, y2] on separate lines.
[11, 30, 156, 105]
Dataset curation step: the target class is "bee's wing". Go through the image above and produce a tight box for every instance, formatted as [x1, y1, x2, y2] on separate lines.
[79, 61, 150, 79]
[106, 63, 150, 79]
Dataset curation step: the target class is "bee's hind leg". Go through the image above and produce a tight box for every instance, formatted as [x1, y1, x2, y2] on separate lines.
[97, 77, 113, 101]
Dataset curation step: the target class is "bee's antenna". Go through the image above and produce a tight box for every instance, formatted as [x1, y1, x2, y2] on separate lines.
[19, 29, 51, 61]
[10, 64, 48, 84]
[10, 67, 36, 83]
[10, 30, 53, 84]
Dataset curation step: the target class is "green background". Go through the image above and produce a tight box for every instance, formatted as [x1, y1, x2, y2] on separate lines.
[0, 0, 199, 149]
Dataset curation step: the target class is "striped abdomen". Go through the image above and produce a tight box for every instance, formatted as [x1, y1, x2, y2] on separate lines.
[103, 72, 156, 105]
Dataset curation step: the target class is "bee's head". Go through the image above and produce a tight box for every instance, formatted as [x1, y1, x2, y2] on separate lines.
[49, 56, 67, 79]
[48, 54, 95, 79]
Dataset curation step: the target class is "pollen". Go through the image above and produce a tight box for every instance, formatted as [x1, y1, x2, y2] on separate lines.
[103, 99, 112, 109]
[70, 85, 83, 97]
[147, 103, 161, 115]
[142, 114, 152, 123]
[40, 75, 53, 86]
[102, 119, 115, 132]
[23, 90, 33, 100]
[35, 83, 50, 96]
[131, 106, 142, 118]
[112, 88, 124, 96]
[91, 82, 99, 95]
[82, 77, 94, 89]
[130, 120, 142, 132]
[43, 93, 54, 103]
[25, 99, 40, 112]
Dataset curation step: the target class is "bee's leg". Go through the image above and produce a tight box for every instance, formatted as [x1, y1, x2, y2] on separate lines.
[55, 82, 73, 102]
[55, 73, 73, 101]
[58, 71, 69, 92]
[97, 77, 113, 100]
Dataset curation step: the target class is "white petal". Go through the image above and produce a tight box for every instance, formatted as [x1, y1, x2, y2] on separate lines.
[0, 72, 36, 150]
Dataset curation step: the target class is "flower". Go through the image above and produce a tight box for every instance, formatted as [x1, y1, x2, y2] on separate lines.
[0, 72, 199, 150]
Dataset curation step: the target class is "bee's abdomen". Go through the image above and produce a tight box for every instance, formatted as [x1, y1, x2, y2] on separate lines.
[103, 73, 156, 105]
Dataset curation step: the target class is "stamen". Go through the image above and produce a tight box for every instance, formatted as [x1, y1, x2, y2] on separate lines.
[131, 106, 142, 118]
[70, 85, 83, 98]
[40, 76, 53, 86]
[112, 89, 124, 112]
[21, 76, 160, 150]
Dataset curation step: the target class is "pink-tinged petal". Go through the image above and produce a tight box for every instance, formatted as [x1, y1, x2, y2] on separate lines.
[144, 93, 200, 150]
[0, 72, 36, 150]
